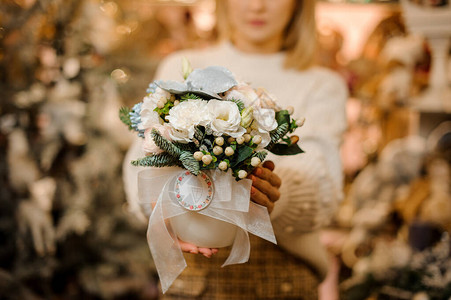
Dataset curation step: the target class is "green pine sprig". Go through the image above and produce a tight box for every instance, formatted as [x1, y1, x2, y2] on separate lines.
[253, 151, 268, 162]
[228, 98, 245, 112]
[151, 129, 182, 157]
[265, 122, 289, 151]
[131, 153, 180, 167]
[180, 151, 200, 175]
[180, 93, 202, 101]
[119, 107, 133, 130]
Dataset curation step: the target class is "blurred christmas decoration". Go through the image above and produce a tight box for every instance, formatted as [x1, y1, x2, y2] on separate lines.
[0, 0, 220, 298]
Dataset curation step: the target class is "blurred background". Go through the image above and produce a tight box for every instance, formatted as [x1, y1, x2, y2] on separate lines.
[0, 0, 450, 299]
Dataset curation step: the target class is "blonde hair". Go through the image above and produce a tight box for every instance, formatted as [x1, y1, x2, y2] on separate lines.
[215, 0, 318, 70]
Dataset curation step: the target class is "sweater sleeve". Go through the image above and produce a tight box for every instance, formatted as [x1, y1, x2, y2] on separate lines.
[270, 70, 348, 235]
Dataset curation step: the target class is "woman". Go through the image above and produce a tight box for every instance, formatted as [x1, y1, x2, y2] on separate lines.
[123, 0, 347, 298]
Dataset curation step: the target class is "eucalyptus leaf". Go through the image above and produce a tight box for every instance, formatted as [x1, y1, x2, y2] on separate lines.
[268, 143, 304, 156]
[155, 66, 238, 100]
[186, 66, 237, 94]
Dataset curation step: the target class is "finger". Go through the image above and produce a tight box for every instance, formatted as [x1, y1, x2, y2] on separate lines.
[262, 160, 275, 171]
[198, 247, 218, 258]
[179, 239, 199, 254]
[251, 175, 281, 203]
[253, 166, 281, 188]
[250, 186, 274, 213]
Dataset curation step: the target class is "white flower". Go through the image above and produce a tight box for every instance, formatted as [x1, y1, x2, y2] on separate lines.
[139, 96, 161, 130]
[165, 99, 210, 143]
[142, 124, 172, 154]
[207, 100, 245, 137]
[253, 107, 277, 132]
[253, 88, 281, 110]
[224, 82, 259, 106]
[139, 87, 171, 130]
[250, 128, 271, 149]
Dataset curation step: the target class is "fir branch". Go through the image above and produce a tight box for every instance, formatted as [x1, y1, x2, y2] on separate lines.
[119, 107, 133, 130]
[180, 151, 200, 175]
[131, 153, 180, 167]
[253, 151, 268, 162]
[151, 129, 182, 157]
[180, 93, 202, 101]
[193, 126, 205, 144]
[228, 98, 245, 112]
[265, 123, 289, 151]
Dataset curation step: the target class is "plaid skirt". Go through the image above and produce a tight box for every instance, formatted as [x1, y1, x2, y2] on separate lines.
[160, 234, 320, 300]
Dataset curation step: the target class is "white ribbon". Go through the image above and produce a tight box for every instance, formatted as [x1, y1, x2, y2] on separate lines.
[138, 167, 277, 294]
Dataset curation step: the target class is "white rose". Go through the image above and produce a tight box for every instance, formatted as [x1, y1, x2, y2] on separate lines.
[165, 99, 210, 143]
[253, 107, 278, 132]
[207, 100, 245, 138]
[142, 124, 173, 154]
[224, 82, 259, 106]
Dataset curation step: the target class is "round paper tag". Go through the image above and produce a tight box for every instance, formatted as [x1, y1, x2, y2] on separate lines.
[174, 171, 214, 211]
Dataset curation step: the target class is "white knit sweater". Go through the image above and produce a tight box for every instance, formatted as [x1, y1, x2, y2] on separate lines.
[123, 42, 348, 277]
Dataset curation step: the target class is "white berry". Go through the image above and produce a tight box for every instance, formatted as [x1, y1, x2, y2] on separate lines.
[238, 170, 248, 179]
[253, 135, 262, 144]
[202, 155, 213, 165]
[296, 117, 305, 127]
[218, 161, 228, 171]
[236, 136, 245, 144]
[251, 157, 261, 167]
[193, 151, 203, 161]
[213, 146, 223, 155]
[174, 100, 180, 106]
[215, 136, 224, 146]
[243, 134, 252, 143]
[157, 100, 165, 108]
[286, 106, 294, 115]
[227, 137, 235, 143]
[225, 147, 234, 156]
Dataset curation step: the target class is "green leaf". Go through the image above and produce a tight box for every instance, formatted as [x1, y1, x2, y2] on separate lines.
[131, 153, 180, 167]
[153, 100, 174, 116]
[275, 110, 290, 126]
[119, 107, 133, 130]
[180, 151, 200, 175]
[231, 146, 253, 167]
[268, 143, 304, 156]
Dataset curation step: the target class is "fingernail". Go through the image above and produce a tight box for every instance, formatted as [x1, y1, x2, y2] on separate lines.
[190, 249, 198, 254]
[251, 187, 256, 194]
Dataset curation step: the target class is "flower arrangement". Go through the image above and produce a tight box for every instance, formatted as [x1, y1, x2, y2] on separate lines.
[120, 59, 304, 180]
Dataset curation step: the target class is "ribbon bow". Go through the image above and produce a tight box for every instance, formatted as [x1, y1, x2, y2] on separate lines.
[138, 167, 277, 293]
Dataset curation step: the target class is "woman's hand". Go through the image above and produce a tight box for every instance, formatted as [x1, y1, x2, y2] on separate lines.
[178, 240, 218, 258]
[249, 160, 281, 213]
